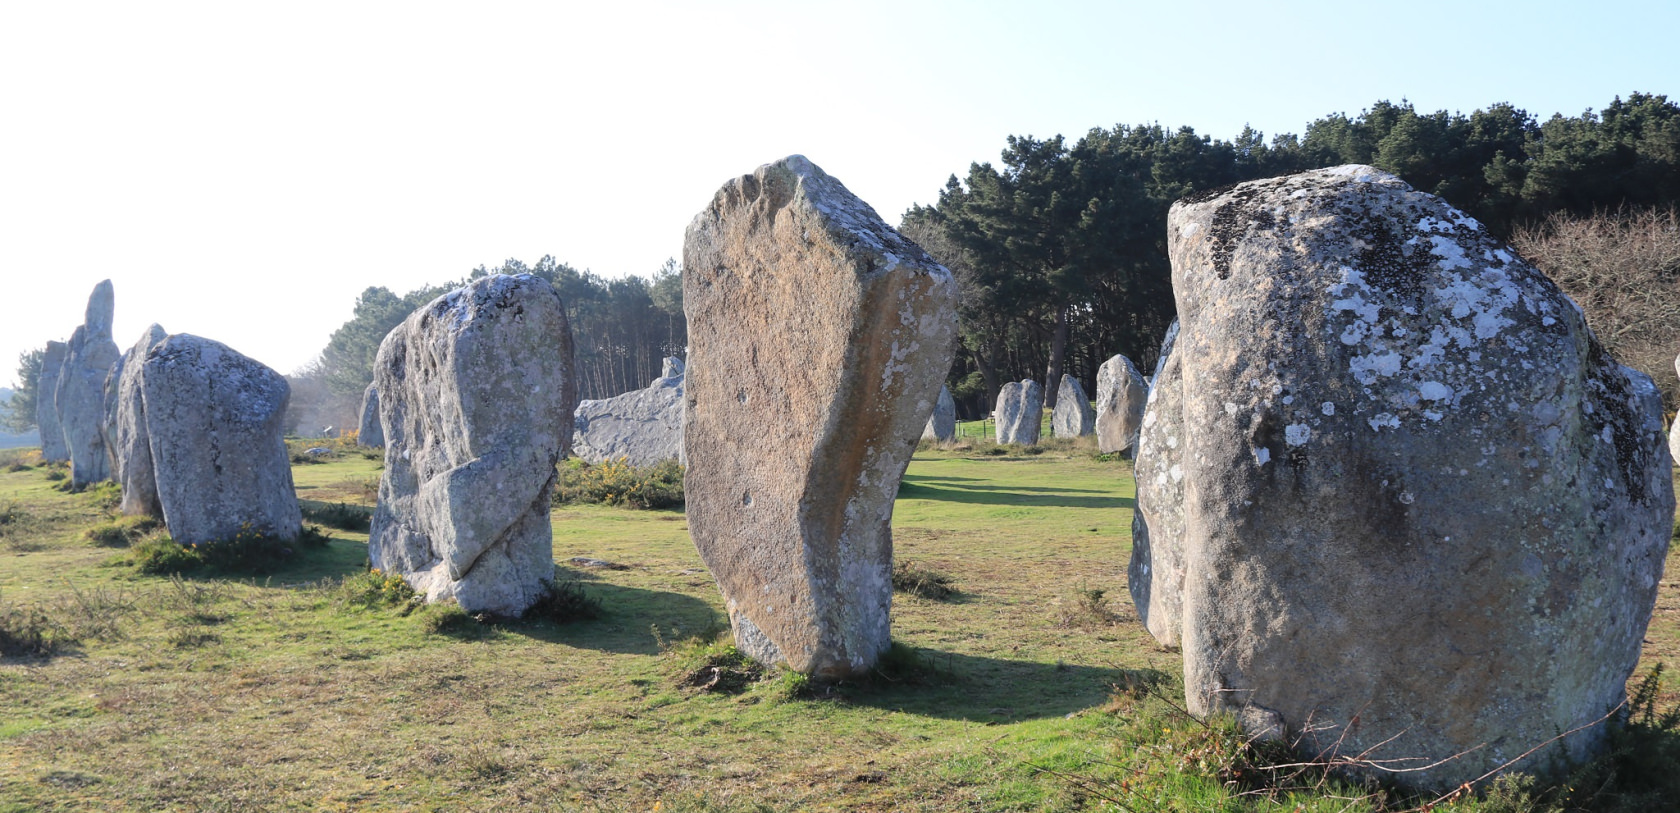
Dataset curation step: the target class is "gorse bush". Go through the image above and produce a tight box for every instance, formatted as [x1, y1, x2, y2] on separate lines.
[892, 560, 957, 600]
[523, 578, 602, 623]
[82, 514, 161, 547]
[338, 569, 421, 613]
[554, 457, 683, 509]
[0, 601, 69, 657]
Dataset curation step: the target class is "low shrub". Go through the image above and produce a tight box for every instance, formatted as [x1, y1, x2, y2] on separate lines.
[522, 579, 602, 623]
[337, 569, 421, 613]
[892, 560, 957, 601]
[554, 457, 683, 509]
[82, 515, 161, 547]
[125, 523, 331, 576]
[44, 469, 67, 482]
[301, 502, 372, 532]
[0, 601, 71, 657]
[667, 635, 765, 695]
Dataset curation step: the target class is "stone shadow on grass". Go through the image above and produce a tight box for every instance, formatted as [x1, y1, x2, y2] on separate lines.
[832, 646, 1168, 722]
[898, 475, 1132, 510]
[502, 579, 722, 656]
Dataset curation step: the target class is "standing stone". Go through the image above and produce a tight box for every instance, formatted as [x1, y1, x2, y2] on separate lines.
[357, 383, 383, 448]
[662, 356, 685, 379]
[1050, 374, 1095, 438]
[1671, 353, 1680, 465]
[684, 156, 957, 679]
[921, 385, 956, 442]
[1095, 353, 1148, 454]
[1128, 320, 1184, 646]
[111, 325, 168, 516]
[1134, 165, 1674, 792]
[368, 274, 576, 617]
[994, 379, 1042, 445]
[56, 281, 121, 487]
[572, 366, 685, 465]
[142, 334, 301, 546]
[36, 341, 69, 462]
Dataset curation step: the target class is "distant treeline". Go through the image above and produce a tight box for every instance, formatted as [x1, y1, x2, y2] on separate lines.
[901, 92, 1680, 418]
[290, 257, 685, 435]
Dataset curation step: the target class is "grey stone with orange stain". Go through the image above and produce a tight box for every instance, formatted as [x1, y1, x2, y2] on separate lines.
[683, 156, 957, 679]
[142, 334, 301, 546]
[368, 274, 577, 617]
[1095, 353, 1148, 454]
[1135, 165, 1674, 792]
[994, 379, 1042, 445]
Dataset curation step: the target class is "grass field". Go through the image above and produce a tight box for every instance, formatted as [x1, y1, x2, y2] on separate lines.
[1, 435, 1677, 811]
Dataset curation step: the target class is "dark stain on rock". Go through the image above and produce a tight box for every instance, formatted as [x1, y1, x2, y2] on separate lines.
[1208, 186, 1263, 281]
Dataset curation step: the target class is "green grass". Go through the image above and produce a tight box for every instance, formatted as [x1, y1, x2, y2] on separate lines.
[0, 449, 1675, 810]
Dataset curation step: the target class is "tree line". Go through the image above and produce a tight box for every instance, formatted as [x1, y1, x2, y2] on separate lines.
[6, 93, 1677, 437]
[903, 92, 1680, 417]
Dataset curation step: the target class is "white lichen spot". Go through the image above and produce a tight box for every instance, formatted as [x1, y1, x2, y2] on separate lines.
[1321, 402, 1336, 416]
[1417, 381, 1453, 402]
[1368, 413, 1400, 431]
[1169, 464, 1184, 483]
[1224, 402, 1239, 415]
[1284, 424, 1312, 446]
[1253, 447, 1271, 465]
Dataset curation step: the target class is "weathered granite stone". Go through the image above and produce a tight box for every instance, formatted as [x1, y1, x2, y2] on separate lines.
[1095, 353, 1148, 454]
[142, 334, 301, 546]
[572, 369, 684, 465]
[111, 325, 168, 517]
[1050, 374, 1094, 438]
[36, 341, 69, 462]
[662, 356, 685, 379]
[368, 274, 577, 617]
[57, 281, 121, 487]
[1128, 321, 1183, 646]
[994, 379, 1042, 445]
[921, 385, 956, 442]
[1134, 165, 1675, 791]
[357, 383, 383, 447]
[683, 156, 958, 678]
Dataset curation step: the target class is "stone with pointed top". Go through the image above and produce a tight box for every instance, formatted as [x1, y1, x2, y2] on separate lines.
[57, 281, 120, 487]
[994, 379, 1042, 445]
[1050, 374, 1094, 438]
[1096, 354, 1149, 454]
[921, 385, 956, 442]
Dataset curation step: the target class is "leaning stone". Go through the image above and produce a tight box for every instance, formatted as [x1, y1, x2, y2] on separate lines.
[101, 325, 166, 477]
[36, 341, 69, 462]
[921, 385, 956, 442]
[112, 325, 168, 517]
[142, 334, 301, 546]
[684, 156, 957, 679]
[1050, 374, 1094, 438]
[1095, 353, 1148, 454]
[1135, 165, 1675, 792]
[56, 281, 121, 487]
[368, 274, 577, 617]
[994, 379, 1042, 445]
[572, 373, 684, 466]
[357, 383, 383, 447]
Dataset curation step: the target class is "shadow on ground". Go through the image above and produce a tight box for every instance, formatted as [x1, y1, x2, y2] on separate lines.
[503, 580, 722, 656]
[899, 475, 1132, 510]
[832, 647, 1166, 722]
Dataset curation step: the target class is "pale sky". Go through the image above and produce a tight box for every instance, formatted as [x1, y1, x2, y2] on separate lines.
[3, 0, 1676, 387]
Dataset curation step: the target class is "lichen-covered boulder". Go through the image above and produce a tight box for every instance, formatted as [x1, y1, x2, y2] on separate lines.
[572, 370, 684, 465]
[1128, 320, 1183, 646]
[111, 325, 168, 517]
[994, 379, 1042, 445]
[1133, 165, 1674, 791]
[1050, 374, 1094, 438]
[921, 385, 956, 442]
[357, 383, 383, 448]
[1095, 353, 1148, 454]
[142, 334, 301, 545]
[57, 281, 121, 487]
[36, 341, 69, 462]
[683, 156, 957, 679]
[368, 274, 576, 617]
